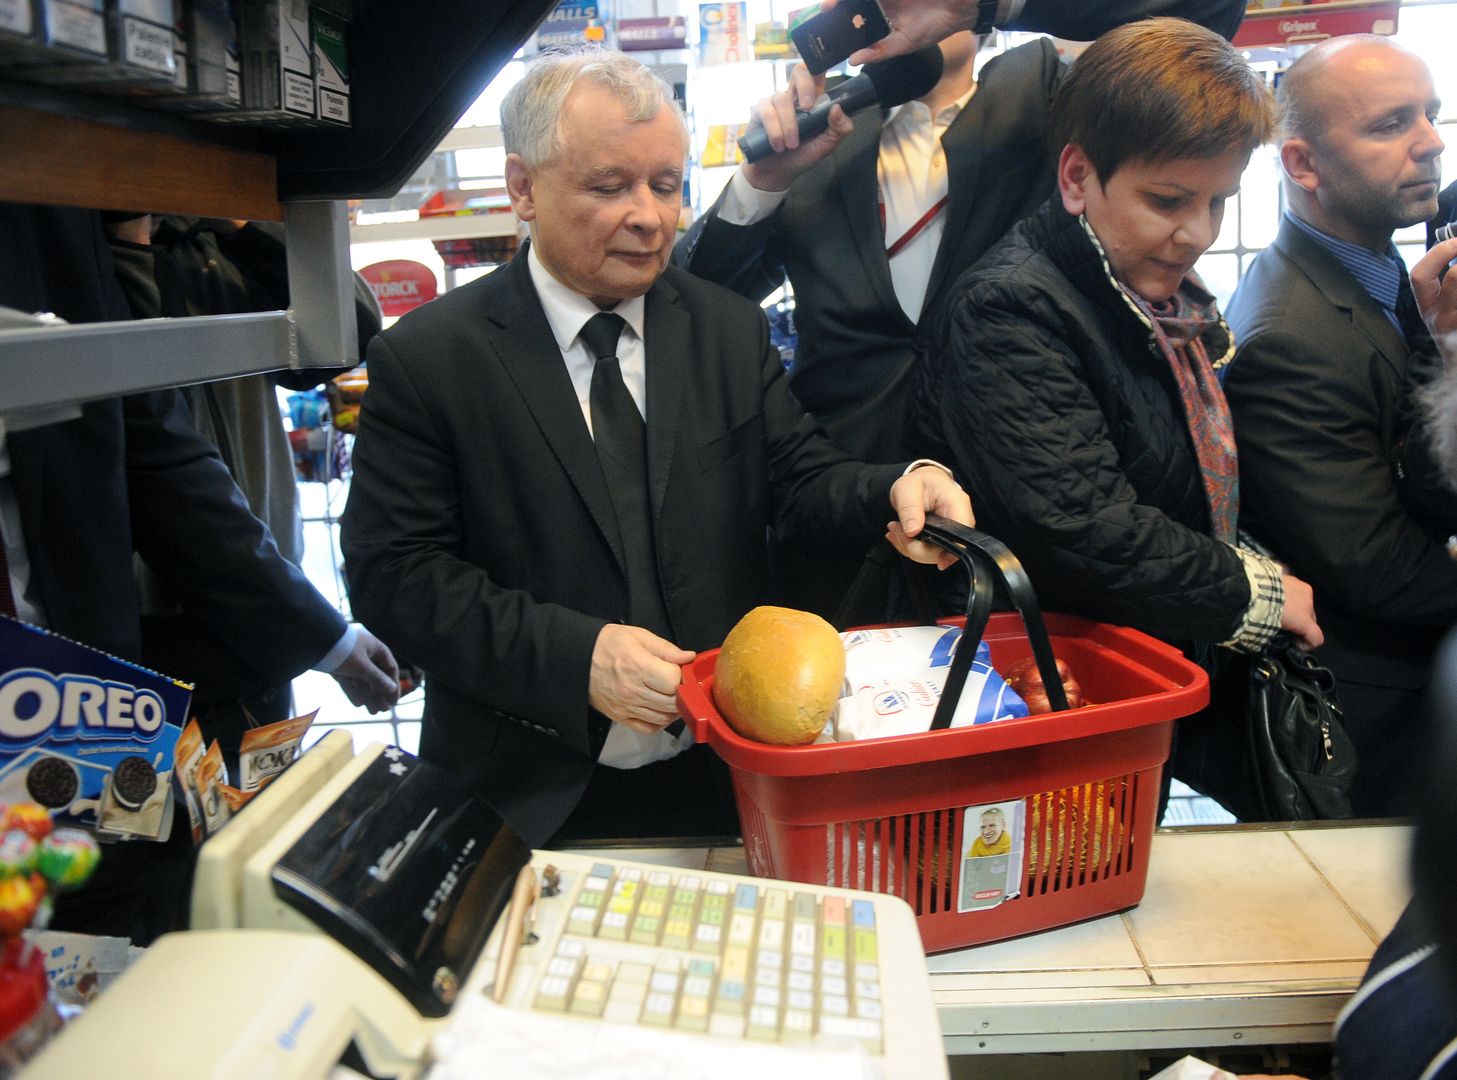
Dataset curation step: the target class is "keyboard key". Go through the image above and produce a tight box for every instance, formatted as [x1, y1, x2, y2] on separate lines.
[782, 1009, 814, 1041]
[598, 910, 630, 940]
[787, 970, 814, 993]
[819, 1015, 883, 1054]
[733, 883, 759, 911]
[649, 971, 681, 995]
[790, 921, 816, 958]
[675, 994, 710, 1031]
[682, 974, 714, 998]
[556, 939, 586, 959]
[821, 975, 847, 998]
[546, 955, 582, 980]
[855, 998, 883, 1021]
[821, 994, 850, 1017]
[851, 899, 876, 929]
[762, 888, 789, 921]
[746, 1003, 780, 1040]
[569, 978, 607, 1017]
[533, 975, 573, 1012]
[855, 979, 881, 1000]
[753, 966, 781, 989]
[821, 958, 846, 979]
[709, 1011, 746, 1039]
[727, 910, 756, 949]
[693, 922, 723, 953]
[854, 963, 879, 982]
[758, 918, 786, 952]
[581, 961, 613, 984]
[615, 962, 652, 986]
[641, 991, 676, 1026]
[567, 904, 601, 937]
[790, 954, 815, 974]
[853, 928, 878, 965]
[787, 988, 814, 1012]
[755, 949, 783, 973]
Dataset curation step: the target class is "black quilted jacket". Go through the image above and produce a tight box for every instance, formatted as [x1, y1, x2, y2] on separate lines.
[911, 198, 1250, 648]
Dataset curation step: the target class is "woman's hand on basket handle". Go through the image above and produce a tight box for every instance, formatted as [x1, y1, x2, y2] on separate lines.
[886, 464, 974, 571]
[1280, 573, 1324, 651]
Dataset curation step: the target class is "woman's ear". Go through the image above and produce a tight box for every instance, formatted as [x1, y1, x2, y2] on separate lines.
[1058, 143, 1094, 216]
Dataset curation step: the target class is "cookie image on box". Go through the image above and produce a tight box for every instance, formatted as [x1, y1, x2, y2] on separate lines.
[25, 756, 79, 809]
[110, 755, 157, 810]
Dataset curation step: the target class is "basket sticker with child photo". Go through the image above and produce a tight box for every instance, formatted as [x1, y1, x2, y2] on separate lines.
[958, 800, 1025, 913]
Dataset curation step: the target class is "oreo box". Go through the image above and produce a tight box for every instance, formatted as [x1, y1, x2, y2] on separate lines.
[0, 616, 189, 841]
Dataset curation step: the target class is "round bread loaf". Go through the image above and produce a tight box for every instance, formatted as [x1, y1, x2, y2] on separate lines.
[713, 606, 845, 745]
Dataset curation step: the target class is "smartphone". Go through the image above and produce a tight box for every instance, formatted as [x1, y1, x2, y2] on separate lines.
[790, 0, 891, 75]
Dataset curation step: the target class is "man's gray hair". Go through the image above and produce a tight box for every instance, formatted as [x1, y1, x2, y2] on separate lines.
[501, 46, 687, 166]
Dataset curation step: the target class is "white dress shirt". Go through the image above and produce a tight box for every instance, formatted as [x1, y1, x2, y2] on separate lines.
[717, 83, 975, 321]
[526, 245, 693, 771]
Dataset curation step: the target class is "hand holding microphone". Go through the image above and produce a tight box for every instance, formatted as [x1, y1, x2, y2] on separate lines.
[739, 46, 944, 185]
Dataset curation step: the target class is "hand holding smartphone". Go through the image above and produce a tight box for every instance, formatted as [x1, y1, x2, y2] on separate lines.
[790, 0, 892, 75]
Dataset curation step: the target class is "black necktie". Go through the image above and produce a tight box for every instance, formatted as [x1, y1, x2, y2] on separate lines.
[579, 312, 672, 638]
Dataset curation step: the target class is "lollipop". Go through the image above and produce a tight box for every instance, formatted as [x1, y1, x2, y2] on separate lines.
[0, 875, 40, 938]
[36, 830, 100, 892]
[4, 805, 53, 842]
[0, 830, 37, 880]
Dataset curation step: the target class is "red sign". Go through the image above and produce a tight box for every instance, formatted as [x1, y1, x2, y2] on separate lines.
[359, 260, 439, 317]
[1233, 2, 1399, 48]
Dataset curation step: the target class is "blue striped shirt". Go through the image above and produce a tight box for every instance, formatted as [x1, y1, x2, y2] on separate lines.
[1286, 212, 1404, 332]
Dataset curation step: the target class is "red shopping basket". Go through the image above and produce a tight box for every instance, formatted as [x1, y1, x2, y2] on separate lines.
[676, 520, 1209, 953]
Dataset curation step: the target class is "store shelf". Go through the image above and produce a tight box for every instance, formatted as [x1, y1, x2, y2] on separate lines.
[0, 1, 556, 423]
[1233, 1, 1400, 48]
[1, 312, 294, 416]
[350, 211, 517, 246]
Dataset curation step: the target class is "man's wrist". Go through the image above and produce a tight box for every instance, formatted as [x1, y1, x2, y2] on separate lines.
[902, 458, 956, 483]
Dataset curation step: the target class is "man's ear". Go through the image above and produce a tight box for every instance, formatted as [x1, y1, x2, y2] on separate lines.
[505, 154, 537, 222]
[1280, 138, 1320, 195]
[1058, 144, 1094, 216]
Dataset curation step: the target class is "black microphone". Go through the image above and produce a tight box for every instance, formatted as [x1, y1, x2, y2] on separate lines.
[738, 46, 945, 164]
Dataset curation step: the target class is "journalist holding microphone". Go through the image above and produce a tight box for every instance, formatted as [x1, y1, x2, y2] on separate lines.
[672, 0, 1246, 618]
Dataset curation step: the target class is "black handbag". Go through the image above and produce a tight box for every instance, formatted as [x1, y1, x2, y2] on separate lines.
[1176, 633, 1358, 822]
[1244, 635, 1358, 821]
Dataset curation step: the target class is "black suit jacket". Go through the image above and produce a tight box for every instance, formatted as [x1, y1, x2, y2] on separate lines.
[673, 38, 1061, 463]
[671, 0, 1245, 463]
[341, 252, 900, 845]
[1224, 216, 1457, 694]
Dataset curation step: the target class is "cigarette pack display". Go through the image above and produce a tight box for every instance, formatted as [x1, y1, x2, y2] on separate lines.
[0, 0, 106, 68]
[18, 0, 177, 90]
[150, 0, 240, 111]
[311, 0, 347, 125]
[210, 0, 315, 124]
[0, 616, 188, 842]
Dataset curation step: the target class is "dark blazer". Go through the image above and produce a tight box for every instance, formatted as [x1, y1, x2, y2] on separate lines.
[670, 0, 1245, 464]
[341, 251, 900, 845]
[1224, 217, 1457, 807]
[673, 38, 1060, 463]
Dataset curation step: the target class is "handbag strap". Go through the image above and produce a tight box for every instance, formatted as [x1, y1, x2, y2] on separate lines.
[915, 515, 1070, 728]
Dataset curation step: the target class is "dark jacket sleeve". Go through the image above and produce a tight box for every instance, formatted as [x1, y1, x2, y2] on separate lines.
[1226, 327, 1457, 626]
[925, 285, 1248, 643]
[340, 332, 605, 759]
[670, 187, 789, 306]
[751, 311, 903, 552]
[1007, 0, 1244, 40]
[121, 388, 348, 683]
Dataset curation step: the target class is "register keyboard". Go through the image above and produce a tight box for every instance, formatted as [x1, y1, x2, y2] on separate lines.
[481, 849, 948, 1080]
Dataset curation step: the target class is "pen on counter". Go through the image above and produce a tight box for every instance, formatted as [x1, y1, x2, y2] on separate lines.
[491, 864, 540, 1004]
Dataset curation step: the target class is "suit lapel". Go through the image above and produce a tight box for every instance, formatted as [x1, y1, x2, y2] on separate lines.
[641, 276, 687, 534]
[924, 99, 984, 313]
[487, 254, 628, 576]
[1276, 219, 1409, 376]
[834, 113, 909, 331]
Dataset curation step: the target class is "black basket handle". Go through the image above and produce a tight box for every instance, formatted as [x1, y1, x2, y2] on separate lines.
[914, 515, 1070, 728]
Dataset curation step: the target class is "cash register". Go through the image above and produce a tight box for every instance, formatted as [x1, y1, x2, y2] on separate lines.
[26, 733, 948, 1079]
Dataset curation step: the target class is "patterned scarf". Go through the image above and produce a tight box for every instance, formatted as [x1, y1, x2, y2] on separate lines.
[1126, 281, 1239, 542]
[1078, 217, 1239, 541]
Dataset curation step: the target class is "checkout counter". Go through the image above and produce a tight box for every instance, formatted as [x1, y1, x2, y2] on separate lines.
[22, 735, 1410, 1078]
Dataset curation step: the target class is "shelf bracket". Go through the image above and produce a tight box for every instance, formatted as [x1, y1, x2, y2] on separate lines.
[285, 200, 359, 372]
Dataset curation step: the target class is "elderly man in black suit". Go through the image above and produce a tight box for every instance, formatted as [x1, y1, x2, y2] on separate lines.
[341, 47, 972, 848]
[1223, 35, 1457, 818]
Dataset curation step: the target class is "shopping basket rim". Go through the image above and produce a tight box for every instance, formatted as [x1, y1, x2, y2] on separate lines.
[676, 611, 1209, 777]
